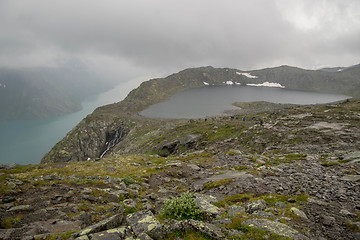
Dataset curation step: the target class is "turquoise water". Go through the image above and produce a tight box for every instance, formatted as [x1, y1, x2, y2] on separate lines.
[0, 80, 140, 165]
[140, 86, 350, 119]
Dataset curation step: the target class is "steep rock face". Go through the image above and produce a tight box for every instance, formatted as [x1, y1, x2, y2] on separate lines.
[42, 117, 129, 162]
[42, 65, 360, 163]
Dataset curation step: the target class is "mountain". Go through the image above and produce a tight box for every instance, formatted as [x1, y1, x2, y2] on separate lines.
[2, 89, 360, 240]
[1, 65, 360, 239]
[0, 65, 112, 121]
[42, 65, 360, 163]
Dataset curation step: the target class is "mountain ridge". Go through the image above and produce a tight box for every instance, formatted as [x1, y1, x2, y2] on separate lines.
[41, 64, 359, 163]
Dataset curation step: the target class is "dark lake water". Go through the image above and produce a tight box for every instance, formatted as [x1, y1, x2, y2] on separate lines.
[0, 80, 140, 165]
[140, 86, 350, 119]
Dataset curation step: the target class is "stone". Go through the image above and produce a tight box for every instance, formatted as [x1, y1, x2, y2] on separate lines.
[194, 194, 221, 216]
[340, 175, 360, 182]
[89, 227, 132, 240]
[123, 199, 137, 209]
[321, 215, 335, 226]
[41, 219, 82, 233]
[136, 232, 153, 240]
[252, 210, 276, 218]
[126, 210, 161, 235]
[339, 209, 357, 218]
[8, 204, 32, 212]
[290, 207, 308, 219]
[227, 205, 245, 217]
[243, 219, 308, 240]
[274, 201, 287, 208]
[182, 219, 225, 240]
[74, 214, 124, 237]
[187, 164, 201, 171]
[245, 199, 266, 214]
[75, 236, 89, 240]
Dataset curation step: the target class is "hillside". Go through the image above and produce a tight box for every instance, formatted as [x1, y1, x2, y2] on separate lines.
[1, 99, 359, 239]
[42, 65, 360, 163]
[0, 65, 111, 121]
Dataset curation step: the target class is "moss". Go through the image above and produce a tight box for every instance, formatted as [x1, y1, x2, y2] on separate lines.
[227, 217, 291, 240]
[203, 178, 233, 190]
[285, 154, 307, 160]
[0, 215, 23, 229]
[215, 193, 253, 208]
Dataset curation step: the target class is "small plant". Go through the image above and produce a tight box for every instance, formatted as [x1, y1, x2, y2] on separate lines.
[160, 191, 202, 220]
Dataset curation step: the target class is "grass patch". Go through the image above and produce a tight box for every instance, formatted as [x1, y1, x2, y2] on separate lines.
[0, 215, 23, 228]
[227, 217, 291, 239]
[215, 193, 253, 208]
[234, 165, 248, 171]
[203, 178, 233, 190]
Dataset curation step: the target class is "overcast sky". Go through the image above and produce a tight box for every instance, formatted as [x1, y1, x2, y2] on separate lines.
[0, 0, 359, 80]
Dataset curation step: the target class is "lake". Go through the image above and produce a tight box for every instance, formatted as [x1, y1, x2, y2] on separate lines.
[140, 85, 350, 119]
[0, 80, 141, 165]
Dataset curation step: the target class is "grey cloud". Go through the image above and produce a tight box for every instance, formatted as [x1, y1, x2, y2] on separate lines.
[0, 0, 359, 73]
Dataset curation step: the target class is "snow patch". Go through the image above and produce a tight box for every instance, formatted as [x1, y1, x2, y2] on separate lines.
[0, 83, 5, 88]
[236, 72, 258, 79]
[226, 81, 234, 85]
[247, 82, 285, 88]
[235, 82, 241, 85]
[203, 81, 210, 85]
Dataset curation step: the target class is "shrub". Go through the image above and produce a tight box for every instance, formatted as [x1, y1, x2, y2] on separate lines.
[160, 191, 202, 220]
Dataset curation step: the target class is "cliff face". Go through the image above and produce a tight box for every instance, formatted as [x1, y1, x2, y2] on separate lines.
[41, 65, 360, 163]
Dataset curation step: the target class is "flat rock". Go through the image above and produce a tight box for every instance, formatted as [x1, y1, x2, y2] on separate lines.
[243, 219, 308, 240]
[8, 205, 32, 212]
[126, 210, 161, 235]
[340, 175, 360, 182]
[89, 227, 132, 240]
[182, 219, 225, 240]
[193, 171, 253, 190]
[194, 194, 221, 216]
[74, 214, 123, 237]
[41, 219, 82, 233]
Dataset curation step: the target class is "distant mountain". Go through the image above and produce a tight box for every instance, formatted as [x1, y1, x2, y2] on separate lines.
[42, 64, 360, 163]
[0, 65, 112, 121]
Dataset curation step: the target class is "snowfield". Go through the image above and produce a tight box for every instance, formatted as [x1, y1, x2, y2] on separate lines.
[246, 82, 285, 88]
[236, 72, 258, 79]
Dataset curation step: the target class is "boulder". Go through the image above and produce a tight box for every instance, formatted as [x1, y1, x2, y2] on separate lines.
[181, 219, 225, 240]
[89, 227, 132, 240]
[243, 219, 308, 240]
[74, 214, 124, 237]
[290, 207, 308, 219]
[126, 210, 161, 235]
[194, 194, 221, 217]
[245, 199, 266, 214]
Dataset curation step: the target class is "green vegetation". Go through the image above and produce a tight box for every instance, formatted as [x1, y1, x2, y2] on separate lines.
[203, 178, 233, 190]
[227, 217, 291, 240]
[0, 215, 23, 229]
[160, 191, 202, 220]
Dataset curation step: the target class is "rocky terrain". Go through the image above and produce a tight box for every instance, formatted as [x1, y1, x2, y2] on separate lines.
[1, 99, 359, 239]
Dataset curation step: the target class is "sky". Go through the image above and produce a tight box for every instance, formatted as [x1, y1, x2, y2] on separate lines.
[0, 0, 359, 80]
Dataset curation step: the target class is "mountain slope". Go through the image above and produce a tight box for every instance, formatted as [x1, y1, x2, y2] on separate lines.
[41, 65, 360, 163]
